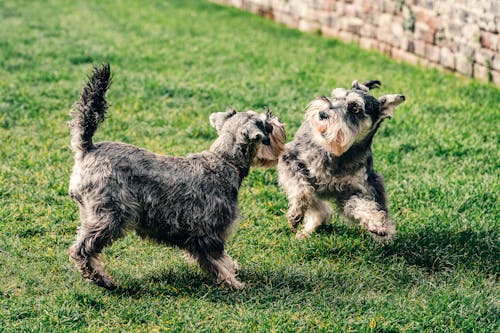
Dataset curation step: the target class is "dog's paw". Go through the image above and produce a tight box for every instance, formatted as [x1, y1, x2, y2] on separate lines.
[220, 278, 245, 290]
[368, 223, 395, 242]
[230, 280, 246, 290]
[93, 274, 117, 290]
[296, 230, 312, 240]
[232, 259, 242, 271]
[286, 212, 302, 231]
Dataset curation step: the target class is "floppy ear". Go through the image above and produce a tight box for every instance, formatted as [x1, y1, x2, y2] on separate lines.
[351, 80, 382, 92]
[379, 94, 406, 119]
[362, 80, 382, 90]
[209, 108, 237, 132]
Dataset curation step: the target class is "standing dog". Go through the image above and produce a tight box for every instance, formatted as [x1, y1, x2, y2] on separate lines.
[278, 80, 405, 240]
[68, 64, 285, 289]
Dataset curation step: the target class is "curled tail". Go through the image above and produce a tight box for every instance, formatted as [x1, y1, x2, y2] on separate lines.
[69, 64, 111, 159]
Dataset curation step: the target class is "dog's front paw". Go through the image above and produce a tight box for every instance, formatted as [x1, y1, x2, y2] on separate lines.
[92, 274, 117, 290]
[231, 259, 241, 271]
[220, 278, 245, 290]
[368, 221, 395, 242]
[229, 280, 245, 290]
[286, 212, 303, 231]
[296, 229, 312, 240]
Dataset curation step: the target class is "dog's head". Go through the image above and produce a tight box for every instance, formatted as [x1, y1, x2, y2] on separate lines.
[306, 80, 405, 156]
[209, 108, 286, 167]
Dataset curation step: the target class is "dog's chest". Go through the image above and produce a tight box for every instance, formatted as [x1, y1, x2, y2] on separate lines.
[309, 156, 367, 195]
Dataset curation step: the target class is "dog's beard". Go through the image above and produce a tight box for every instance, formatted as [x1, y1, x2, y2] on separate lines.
[310, 114, 358, 156]
[252, 116, 286, 167]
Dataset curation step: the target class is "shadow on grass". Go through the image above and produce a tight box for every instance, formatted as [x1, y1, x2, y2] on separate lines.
[316, 223, 499, 275]
[106, 224, 498, 300]
[109, 264, 337, 300]
[377, 227, 499, 274]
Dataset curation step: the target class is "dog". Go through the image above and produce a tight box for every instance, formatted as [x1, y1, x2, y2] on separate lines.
[68, 64, 285, 289]
[277, 80, 405, 240]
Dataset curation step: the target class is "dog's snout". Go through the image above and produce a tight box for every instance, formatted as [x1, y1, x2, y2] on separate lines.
[261, 135, 271, 146]
[399, 95, 406, 101]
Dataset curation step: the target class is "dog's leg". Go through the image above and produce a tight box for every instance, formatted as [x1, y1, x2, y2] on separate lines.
[342, 195, 395, 240]
[69, 209, 123, 289]
[187, 237, 244, 289]
[296, 199, 333, 239]
[279, 170, 313, 230]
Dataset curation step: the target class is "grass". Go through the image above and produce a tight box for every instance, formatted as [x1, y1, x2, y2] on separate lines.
[0, 0, 499, 331]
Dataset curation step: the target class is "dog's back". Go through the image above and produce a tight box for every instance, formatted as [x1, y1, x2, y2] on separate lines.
[70, 141, 241, 238]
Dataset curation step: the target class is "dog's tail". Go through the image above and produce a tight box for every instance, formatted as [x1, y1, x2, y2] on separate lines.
[69, 64, 111, 159]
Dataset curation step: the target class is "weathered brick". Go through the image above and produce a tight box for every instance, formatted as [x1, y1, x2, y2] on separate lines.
[343, 17, 363, 34]
[321, 26, 340, 38]
[414, 21, 435, 43]
[214, 0, 500, 85]
[491, 55, 500, 71]
[473, 63, 491, 82]
[392, 48, 420, 65]
[456, 53, 474, 76]
[298, 19, 320, 32]
[359, 24, 376, 38]
[440, 47, 456, 69]
[425, 44, 441, 63]
[359, 37, 377, 50]
[337, 31, 359, 44]
[414, 40, 427, 57]
[373, 41, 392, 55]
[491, 70, 500, 85]
[474, 48, 495, 67]
[461, 23, 481, 44]
[480, 31, 499, 51]
[478, 13, 497, 33]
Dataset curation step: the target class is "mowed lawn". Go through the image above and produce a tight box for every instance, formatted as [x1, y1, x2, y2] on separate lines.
[0, 0, 498, 331]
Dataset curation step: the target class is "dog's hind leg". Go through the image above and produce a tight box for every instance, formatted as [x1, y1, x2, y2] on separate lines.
[342, 195, 394, 241]
[296, 198, 333, 239]
[69, 206, 124, 289]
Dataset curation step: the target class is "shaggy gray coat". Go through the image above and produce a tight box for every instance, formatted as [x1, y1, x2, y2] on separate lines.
[278, 80, 406, 240]
[68, 64, 284, 289]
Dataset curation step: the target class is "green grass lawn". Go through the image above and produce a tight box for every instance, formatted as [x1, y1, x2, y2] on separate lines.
[1, 0, 499, 331]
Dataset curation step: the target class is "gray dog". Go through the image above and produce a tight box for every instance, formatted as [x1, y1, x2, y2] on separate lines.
[68, 64, 285, 289]
[278, 80, 405, 240]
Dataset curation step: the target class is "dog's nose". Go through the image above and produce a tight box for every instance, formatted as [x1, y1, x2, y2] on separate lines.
[261, 136, 271, 146]
[399, 95, 406, 101]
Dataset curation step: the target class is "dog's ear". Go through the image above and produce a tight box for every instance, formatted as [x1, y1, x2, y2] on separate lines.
[362, 80, 382, 90]
[209, 108, 237, 132]
[378, 94, 406, 119]
[351, 80, 382, 92]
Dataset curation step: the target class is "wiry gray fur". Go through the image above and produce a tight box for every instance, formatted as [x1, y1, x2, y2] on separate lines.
[68, 64, 284, 289]
[278, 80, 406, 240]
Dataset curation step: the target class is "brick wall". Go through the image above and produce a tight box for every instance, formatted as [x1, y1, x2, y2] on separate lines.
[212, 0, 500, 84]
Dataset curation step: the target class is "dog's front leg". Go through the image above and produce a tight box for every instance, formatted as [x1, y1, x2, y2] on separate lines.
[342, 195, 395, 241]
[187, 237, 244, 289]
[198, 252, 245, 289]
[281, 177, 314, 230]
[296, 198, 333, 239]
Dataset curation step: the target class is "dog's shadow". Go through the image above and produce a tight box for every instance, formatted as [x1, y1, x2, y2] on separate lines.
[107, 224, 498, 301]
[109, 264, 336, 301]
[317, 223, 499, 274]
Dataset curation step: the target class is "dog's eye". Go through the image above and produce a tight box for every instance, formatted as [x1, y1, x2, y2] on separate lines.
[347, 102, 362, 113]
[265, 123, 273, 133]
[319, 111, 329, 120]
